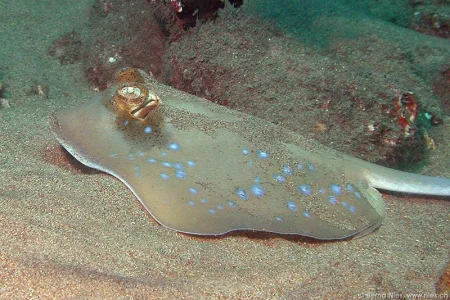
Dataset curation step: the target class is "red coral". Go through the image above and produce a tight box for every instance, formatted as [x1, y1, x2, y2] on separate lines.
[391, 92, 418, 137]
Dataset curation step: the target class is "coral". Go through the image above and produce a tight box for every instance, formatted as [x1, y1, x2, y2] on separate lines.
[164, 13, 441, 168]
[0, 71, 10, 109]
[391, 92, 418, 138]
[153, 0, 243, 29]
[48, 31, 83, 65]
[409, 0, 450, 38]
[81, 0, 447, 169]
[433, 65, 450, 115]
[83, 0, 166, 90]
[436, 259, 450, 294]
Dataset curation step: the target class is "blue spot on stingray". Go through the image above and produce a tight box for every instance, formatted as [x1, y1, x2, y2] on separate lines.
[328, 195, 337, 205]
[186, 160, 196, 167]
[147, 157, 157, 163]
[329, 183, 342, 195]
[134, 172, 141, 177]
[297, 163, 303, 171]
[160, 173, 169, 180]
[167, 142, 180, 151]
[303, 210, 311, 218]
[247, 160, 253, 166]
[162, 198, 168, 204]
[173, 163, 184, 170]
[275, 216, 282, 221]
[307, 163, 316, 172]
[128, 154, 135, 161]
[348, 205, 356, 214]
[123, 120, 129, 126]
[345, 183, 354, 192]
[161, 161, 172, 168]
[226, 200, 237, 208]
[144, 126, 152, 133]
[287, 200, 298, 211]
[208, 209, 216, 214]
[319, 188, 325, 194]
[175, 170, 187, 180]
[188, 187, 198, 194]
[354, 191, 362, 199]
[200, 198, 208, 204]
[253, 177, 260, 183]
[282, 165, 293, 176]
[235, 188, 249, 201]
[297, 184, 312, 195]
[109, 153, 117, 158]
[160, 152, 168, 157]
[257, 150, 269, 159]
[341, 201, 348, 208]
[250, 184, 265, 197]
[188, 200, 195, 206]
[138, 152, 145, 157]
[134, 166, 140, 171]
[216, 204, 223, 210]
[241, 148, 249, 155]
[273, 174, 286, 183]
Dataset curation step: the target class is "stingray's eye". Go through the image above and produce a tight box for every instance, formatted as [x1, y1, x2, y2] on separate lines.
[119, 86, 142, 99]
[113, 83, 162, 121]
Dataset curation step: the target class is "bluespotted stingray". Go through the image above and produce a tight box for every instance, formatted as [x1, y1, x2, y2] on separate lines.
[50, 68, 450, 240]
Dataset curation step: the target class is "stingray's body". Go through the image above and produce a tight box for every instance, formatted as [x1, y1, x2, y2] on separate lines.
[50, 68, 450, 240]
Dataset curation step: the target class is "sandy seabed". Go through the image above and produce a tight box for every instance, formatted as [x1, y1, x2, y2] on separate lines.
[0, 0, 449, 299]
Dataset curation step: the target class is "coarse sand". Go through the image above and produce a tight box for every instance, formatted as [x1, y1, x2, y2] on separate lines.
[0, 1, 449, 298]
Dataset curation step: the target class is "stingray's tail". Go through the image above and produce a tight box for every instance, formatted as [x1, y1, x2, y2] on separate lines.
[364, 164, 450, 197]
